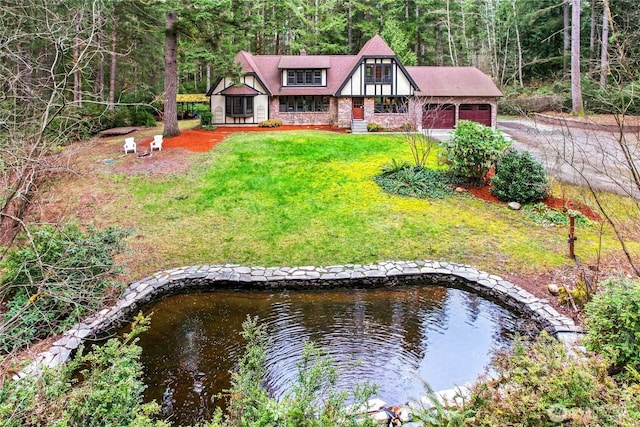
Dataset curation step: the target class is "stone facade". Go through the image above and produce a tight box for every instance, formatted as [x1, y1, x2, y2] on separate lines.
[17, 260, 580, 379]
[269, 97, 338, 126]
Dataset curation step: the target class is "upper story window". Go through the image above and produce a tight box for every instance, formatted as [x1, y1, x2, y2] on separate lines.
[287, 69, 323, 86]
[365, 64, 392, 84]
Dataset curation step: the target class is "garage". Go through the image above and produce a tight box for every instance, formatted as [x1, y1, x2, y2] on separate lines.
[422, 104, 455, 129]
[459, 104, 492, 127]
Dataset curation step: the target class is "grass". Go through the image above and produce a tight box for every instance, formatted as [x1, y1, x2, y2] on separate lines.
[55, 127, 639, 282]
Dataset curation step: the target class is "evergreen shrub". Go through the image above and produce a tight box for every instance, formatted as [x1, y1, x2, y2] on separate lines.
[583, 278, 640, 378]
[490, 147, 549, 203]
[440, 120, 511, 185]
[200, 111, 214, 127]
[374, 165, 452, 199]
[0, 223, 130, 353]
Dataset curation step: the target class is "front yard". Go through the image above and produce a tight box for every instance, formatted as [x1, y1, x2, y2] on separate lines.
[42, 122, 638, 309]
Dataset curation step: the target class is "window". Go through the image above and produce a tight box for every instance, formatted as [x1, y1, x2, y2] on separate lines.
[365, 64, 392, 84]
[279, 96, 330, 112]
[374, 97, 407, 113]
[286, 69, 323, 86]
[225, 96, 254, 117]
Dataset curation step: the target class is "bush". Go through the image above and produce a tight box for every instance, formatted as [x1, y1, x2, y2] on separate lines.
[367, 122, 384, 132]
[258, 119, 282, 127]
[129, 108, 157, 127]
[200, 111, 214, 127]
[220, 316, 376, 427]
[439, 120, 511, 185]
[468, 334, 640, 426]
[0, 223, 130, 353]
[0, 315, 167, 427]
[490, 148, 549, 203]
[523, 203, 590, 227]
[583, 278, 640, 377]
[374, 165, 453, 199]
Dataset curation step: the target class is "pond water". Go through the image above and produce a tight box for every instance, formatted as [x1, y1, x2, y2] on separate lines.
[136, 285, 524, 425]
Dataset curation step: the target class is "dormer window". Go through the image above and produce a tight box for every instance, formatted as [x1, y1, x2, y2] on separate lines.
[287, 69, 323, 86]
[365, 64, 392, 84]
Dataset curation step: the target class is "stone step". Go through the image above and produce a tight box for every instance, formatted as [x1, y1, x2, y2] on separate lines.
[351, 120, 368, 133]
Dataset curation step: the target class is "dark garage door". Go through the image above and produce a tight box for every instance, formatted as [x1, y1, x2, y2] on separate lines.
[459, 104, 491, 127]
[422, 104, 455, 129]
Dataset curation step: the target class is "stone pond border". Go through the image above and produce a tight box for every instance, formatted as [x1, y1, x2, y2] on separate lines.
[17, 260, 581, 379]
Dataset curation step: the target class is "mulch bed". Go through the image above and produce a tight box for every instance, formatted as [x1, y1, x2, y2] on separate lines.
[134, 125, 346, 153]
[464, 184, 601, 221]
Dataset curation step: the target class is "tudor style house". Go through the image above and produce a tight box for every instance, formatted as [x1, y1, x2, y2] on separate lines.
[207, 35, 502, 130]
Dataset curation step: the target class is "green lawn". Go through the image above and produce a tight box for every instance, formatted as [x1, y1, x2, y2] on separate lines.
[86, 130, 628, 280]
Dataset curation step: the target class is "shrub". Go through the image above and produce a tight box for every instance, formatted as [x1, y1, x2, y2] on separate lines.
[583, 278, 640, 378]
[439, 120, 511, 185]
[129, 108, 157, 127]
[523, 203, 590, 226]
[258, 119, 282, 128]
[0, 314, 167, 427]
[200, 111, 214, 127]
[468, 333, 640, 426]
[220, 316, 376, 427]
[0, 223, 130, 353]
[374, 166, 453, 199]
[490, 148, 549, 203]
[367, 122, 384, 132]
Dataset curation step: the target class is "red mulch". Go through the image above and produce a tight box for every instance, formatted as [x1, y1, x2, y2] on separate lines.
[135, 125, 346, 153]
[465, 184, 602, 221]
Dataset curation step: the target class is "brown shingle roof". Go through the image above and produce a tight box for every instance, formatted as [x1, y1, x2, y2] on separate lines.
[278, 56, 331, 69]
[407, 66, 503, 97]
[219, 85, 261, 96]
[358, 34, 396, 57]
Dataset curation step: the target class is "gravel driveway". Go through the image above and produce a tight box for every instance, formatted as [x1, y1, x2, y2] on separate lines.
[497, 117, 640, 198]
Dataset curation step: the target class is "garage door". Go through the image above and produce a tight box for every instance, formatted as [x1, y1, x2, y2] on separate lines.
[422, 104, 455, 129]
[459, 104, 491, 127]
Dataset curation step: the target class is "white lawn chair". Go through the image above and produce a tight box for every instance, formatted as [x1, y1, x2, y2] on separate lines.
[123, 137, 136, 153]
[150, 134, 163, 151]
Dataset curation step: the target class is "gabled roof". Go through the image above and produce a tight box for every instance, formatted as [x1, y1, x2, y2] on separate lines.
[358, 34, 396, 57]
[218, 37, 501, 100]
[219, 84, 261, 96]
[407, 66, 503, 97]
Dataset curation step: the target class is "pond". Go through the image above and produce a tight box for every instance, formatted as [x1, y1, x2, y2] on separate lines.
[136, 285, 527, 425]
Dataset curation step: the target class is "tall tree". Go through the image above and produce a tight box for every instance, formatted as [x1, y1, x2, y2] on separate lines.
[164, 11, 180, 137]
[600, 0, 610, 88]
[571, 0, 584, 114]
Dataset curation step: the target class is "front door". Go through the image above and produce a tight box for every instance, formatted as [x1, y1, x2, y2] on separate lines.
[352, 98, 364, 120]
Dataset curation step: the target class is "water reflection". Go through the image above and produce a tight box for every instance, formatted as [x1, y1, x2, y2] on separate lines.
[137, 286, 521, 426]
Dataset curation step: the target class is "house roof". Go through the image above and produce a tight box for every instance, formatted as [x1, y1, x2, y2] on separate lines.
[219, 84, 262, 96]
[407, 66, 503, 98]
[358, 34, 396, 57]
[224, 37, 501, 99]
[278, 56, 331, 69]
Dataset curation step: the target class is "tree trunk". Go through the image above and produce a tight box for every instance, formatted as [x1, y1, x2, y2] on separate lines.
[571, 0, 584, 114]
[108, 28, 116, 111]
[588, 0, 597, 76]
[73, 17, 82, 106]
[600, 0, 610, 88]
[563, 0, 570, 77]
[96, 12, 104, 103]
[512, 0, 523, 87]
[163, 11, 180, 137]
